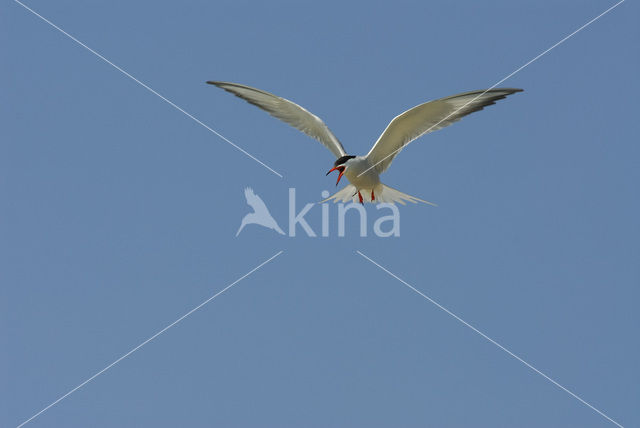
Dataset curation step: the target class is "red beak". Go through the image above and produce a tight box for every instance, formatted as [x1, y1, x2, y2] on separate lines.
[326, 166, 345, 186]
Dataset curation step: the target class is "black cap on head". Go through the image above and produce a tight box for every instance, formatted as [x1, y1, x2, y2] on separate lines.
[334, 155, 356, 167]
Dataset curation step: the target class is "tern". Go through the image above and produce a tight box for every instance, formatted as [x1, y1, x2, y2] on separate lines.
[208, 81, 522, 205]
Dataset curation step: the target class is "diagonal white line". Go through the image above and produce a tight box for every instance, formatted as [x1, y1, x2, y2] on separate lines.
[359, 0, 625, 177]
[13, 0, 283, 178]
[16, 250, 284, 428]
[356, 250, 624, 428]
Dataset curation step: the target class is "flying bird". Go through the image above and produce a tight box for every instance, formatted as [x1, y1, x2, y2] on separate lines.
[236, 187, 285, 236]
[208, 81, 522, 205]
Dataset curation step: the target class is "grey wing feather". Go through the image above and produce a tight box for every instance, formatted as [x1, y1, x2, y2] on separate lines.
[366, 88, 523, 173]
[208, 81, 347, 158]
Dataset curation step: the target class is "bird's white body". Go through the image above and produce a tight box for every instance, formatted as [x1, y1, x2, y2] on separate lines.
[327, 157, 430, 204]
[208, 81, 522, 205]
[343, 157, 380, 192]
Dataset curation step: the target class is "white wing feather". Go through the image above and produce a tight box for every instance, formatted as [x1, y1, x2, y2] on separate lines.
[366, 88, 523, 173]
[208, 81, 347, 158]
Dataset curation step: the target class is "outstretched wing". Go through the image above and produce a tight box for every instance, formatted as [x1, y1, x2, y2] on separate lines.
[366, 88, 523, 173]
[244, 187, 270, 213]
[208, 81, 347, 158]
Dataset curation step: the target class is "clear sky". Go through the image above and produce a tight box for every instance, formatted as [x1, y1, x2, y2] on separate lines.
[2, 1, 639, 427]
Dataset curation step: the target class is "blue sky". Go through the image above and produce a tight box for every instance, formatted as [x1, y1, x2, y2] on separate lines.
[2, 0, 639, 427]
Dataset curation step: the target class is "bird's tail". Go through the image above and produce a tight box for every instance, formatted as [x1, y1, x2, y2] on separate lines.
[321, 183, 437, 206]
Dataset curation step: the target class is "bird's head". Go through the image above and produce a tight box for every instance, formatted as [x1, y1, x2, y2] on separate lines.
[326, 155, 356, 186]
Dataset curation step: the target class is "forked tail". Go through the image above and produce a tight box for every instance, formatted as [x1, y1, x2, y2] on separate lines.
[321, 183, 437, 206]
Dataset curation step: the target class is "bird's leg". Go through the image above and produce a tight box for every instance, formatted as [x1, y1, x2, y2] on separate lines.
[371, 189, 375, 201]
[351, 189, 365, 204]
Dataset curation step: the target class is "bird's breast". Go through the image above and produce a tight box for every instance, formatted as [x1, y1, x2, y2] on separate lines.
[344, 157, 380, 189]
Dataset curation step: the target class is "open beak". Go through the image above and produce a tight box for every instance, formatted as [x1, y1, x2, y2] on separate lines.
[326, 166, 345, 186]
